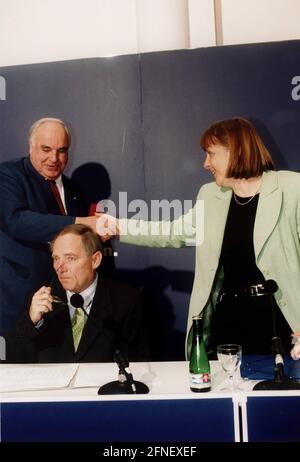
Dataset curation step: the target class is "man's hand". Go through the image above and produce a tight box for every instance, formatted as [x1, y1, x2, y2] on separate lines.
[29, 286, 53, 324]
[75, 215, 99, 232]
[96, 213, 119, 241]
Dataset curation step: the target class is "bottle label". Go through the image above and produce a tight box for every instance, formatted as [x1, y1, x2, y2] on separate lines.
[190, 373, 211, 389]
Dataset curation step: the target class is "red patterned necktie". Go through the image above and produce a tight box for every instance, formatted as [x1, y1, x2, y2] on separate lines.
[48, 180, 66, 215]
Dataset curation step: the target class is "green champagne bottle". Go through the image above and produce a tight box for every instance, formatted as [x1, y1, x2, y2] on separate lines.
[189, 315, 211, 392]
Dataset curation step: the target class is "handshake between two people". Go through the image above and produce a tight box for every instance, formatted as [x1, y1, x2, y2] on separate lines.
[95, 213, 120, 242]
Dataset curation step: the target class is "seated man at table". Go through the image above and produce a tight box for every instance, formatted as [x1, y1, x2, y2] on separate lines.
[6, 224, 150, 363]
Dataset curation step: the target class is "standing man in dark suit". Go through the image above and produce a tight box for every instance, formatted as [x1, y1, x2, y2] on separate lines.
[0, 118, 99, 335]
[6, 224, 149, 363]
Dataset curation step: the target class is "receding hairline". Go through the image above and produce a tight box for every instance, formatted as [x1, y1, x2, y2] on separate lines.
[50, 224, 103, 255]
[29, 118, 71, 145]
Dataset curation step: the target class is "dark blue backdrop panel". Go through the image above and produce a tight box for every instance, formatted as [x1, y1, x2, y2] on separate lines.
[0, 40, 299, 359]
[1, 398, 234, 442]
[246, 396, 300, 442]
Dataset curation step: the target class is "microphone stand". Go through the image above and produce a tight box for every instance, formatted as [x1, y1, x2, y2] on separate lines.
[98, 350, 149, 395]
[253, 288, 300, 390]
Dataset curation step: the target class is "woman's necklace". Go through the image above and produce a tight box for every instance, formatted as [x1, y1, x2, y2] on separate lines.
[233, 188, 260, 206]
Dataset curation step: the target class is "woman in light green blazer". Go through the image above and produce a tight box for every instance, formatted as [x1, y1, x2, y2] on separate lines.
[99, 117, 300, 358]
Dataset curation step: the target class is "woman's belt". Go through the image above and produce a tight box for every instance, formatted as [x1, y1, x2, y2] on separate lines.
[219, 280, 278, 302]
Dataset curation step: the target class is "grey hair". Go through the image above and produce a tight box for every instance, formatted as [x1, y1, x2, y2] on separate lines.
[29, 117, 71, 145]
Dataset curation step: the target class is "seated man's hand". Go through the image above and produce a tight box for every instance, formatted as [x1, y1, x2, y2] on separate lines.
[96, 213, 119, 241]
[29, 286, 53, 324]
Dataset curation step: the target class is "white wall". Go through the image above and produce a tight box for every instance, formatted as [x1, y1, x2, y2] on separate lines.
[188, 0, 216, 48]
[0, 0, 138, 65]
[0, 0, 299, 66]
[219, 0, 300, 45]
[136, 0, 190, 52]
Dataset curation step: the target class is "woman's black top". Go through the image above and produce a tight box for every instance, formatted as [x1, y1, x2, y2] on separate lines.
[212, 193, 292, 355]
[220, 193, 264, 291]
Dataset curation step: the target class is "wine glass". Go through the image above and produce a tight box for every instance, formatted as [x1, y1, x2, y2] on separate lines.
[217, 344, 242, 391]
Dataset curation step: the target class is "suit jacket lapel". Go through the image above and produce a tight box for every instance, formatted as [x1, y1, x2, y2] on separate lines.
[74, 278, 111, 361]
[254, 171, 282, 260]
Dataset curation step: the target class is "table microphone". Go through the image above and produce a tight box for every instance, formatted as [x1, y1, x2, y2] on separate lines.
[98, 349, 149, 395]
[253, 280, 300, 390]
[114, 349, 137, 393]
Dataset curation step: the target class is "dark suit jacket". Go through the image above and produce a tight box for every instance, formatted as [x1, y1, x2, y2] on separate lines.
[0, 157, 86, 335]
[6, 277, 150, 363]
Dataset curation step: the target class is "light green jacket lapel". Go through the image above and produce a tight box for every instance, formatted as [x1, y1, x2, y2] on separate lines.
[254, 171, 282, 259]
